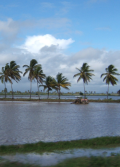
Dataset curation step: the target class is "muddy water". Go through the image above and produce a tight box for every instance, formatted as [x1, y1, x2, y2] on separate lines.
[0, 101, 120, 145]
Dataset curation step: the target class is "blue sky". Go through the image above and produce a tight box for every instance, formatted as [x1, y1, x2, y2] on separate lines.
[0, 0, 120, 93]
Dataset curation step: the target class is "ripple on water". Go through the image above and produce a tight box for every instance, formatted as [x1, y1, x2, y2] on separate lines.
[0, 101, 120, 145]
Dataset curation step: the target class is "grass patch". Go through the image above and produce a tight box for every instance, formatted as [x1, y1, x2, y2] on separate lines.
[51, 155, 120, 167]
[0, 136, 120, 154]
[0, 161, 39, 167]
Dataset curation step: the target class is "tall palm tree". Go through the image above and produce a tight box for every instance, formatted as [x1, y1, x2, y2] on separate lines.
[101, 64, 120, 99]
[39, 76, 57, 99]
[56, 73, 71, 99]
[0, 66, 12, 98]
[73, 63, 94, 99]
[23, 59, 39, 99]
[33, 65, 46, 100]
[4, 61, 22, 99]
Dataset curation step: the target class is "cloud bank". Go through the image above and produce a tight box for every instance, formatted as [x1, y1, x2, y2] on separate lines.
[0, 18, 120, 93]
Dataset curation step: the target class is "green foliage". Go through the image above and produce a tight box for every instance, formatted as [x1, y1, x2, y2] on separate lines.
[53, 156, 120, 167]
[39, 76, 57, 98]
[101, 65, 120, 85]
[23, 59, 39, 99]
[101, 64, 120, 99]
[73, 63, 94, 98]
[0, 61, 22, 98]
[1, 136, 120, 155]
[79, 91, 83, 95]
[56, 73, 71, 99]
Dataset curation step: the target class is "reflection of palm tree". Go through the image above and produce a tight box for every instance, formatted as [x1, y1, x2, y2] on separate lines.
[101, 64, 120, 99]
[0, 66, 12, 98]
[23, 59, 38, 99]
[56, 73, 71, 99]
[33, 65, 46, 100]
[40, 76, 57, 99]
[73, 63, 94, 99]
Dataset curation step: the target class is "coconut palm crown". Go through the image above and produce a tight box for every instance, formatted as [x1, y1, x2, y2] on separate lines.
[5, 61, 22, 99]
[56, 73, 71, 99]
[23, 59, 39, 99]
[0, 66, 12, 98]
[39, 76, 57, 99]
[73, 63, 94, 99]
[101, 64, 120, 99]
[33, 65, 46, 100]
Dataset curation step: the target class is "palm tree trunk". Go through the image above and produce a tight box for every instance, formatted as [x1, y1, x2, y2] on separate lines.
[48, 88, 49, 99]
[59, 86, 60, 99]
[107, 84, 109, 100]
[84, 82, 85, 99]
[11, 83, 14, 99]
[30, 80, 32, 99]
[4, 81, 6, 98]
[37, 80, 40, 100]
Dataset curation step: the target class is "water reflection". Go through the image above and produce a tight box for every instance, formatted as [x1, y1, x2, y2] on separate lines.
[2, 147, 120, 166]
[0, 101, 120, 145]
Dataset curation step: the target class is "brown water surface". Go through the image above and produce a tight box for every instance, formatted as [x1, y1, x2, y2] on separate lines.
[0, 101, 120, 145]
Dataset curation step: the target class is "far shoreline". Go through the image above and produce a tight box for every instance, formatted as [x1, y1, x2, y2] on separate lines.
[0, 98, 120, 103]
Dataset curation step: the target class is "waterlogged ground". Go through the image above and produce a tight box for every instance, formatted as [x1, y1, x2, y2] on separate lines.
[0, 101, 120, 145]
[1, 147, 120, 166]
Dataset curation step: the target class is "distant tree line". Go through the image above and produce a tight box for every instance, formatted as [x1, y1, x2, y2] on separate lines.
[0, 60, 120, 100]
[0, 59, 71, 99]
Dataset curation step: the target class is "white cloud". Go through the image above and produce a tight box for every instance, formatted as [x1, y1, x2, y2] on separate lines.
[87, 0, 107, 3]
[20, 34, 74, 54]
[0, 30, 120, 93]
[0, 18, 19, 35]
[41, 2, 55, 8]
[75, 30, 83, 35]
[96, 27, 111, 31]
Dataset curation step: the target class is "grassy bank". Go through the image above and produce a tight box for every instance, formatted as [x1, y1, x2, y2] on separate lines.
[0, 136, 120, 155]
[52, 156, 120, 167]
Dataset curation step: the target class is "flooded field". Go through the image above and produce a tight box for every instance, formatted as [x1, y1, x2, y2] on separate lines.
[0, 101, 120, 145]
[2, 147, 120, 166]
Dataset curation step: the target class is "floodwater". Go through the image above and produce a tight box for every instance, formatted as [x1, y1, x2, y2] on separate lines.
[0, 95, 120, 100]
[1, 147, 120, 166]
[0, 101, 120, 145]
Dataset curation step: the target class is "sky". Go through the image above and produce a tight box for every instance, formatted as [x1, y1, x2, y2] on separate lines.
[0, 0, 120, 93]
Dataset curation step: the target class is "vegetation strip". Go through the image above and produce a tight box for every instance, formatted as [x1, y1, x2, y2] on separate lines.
[0, 98, 120, 103]
[0, 136, 120, 154]
[1, 95, 120, 104]
[52, 156, 120, 167]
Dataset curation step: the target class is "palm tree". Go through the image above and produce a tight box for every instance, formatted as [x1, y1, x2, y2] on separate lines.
[39, 76, 57, 99]
[33, 65, 46, 100]
[56, 73, 71, 99]
[0, 66, 12, 98]
[101, 64, 120, 99]
[2, 61, 22, 99]
[23, 59, 39, 99]
[73, 63, 94, 99]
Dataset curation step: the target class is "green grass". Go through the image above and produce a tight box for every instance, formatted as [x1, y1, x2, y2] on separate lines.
[1, 136, 120, 155]
[51, 155, 120, 167]
[0, 162, 39, 167]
